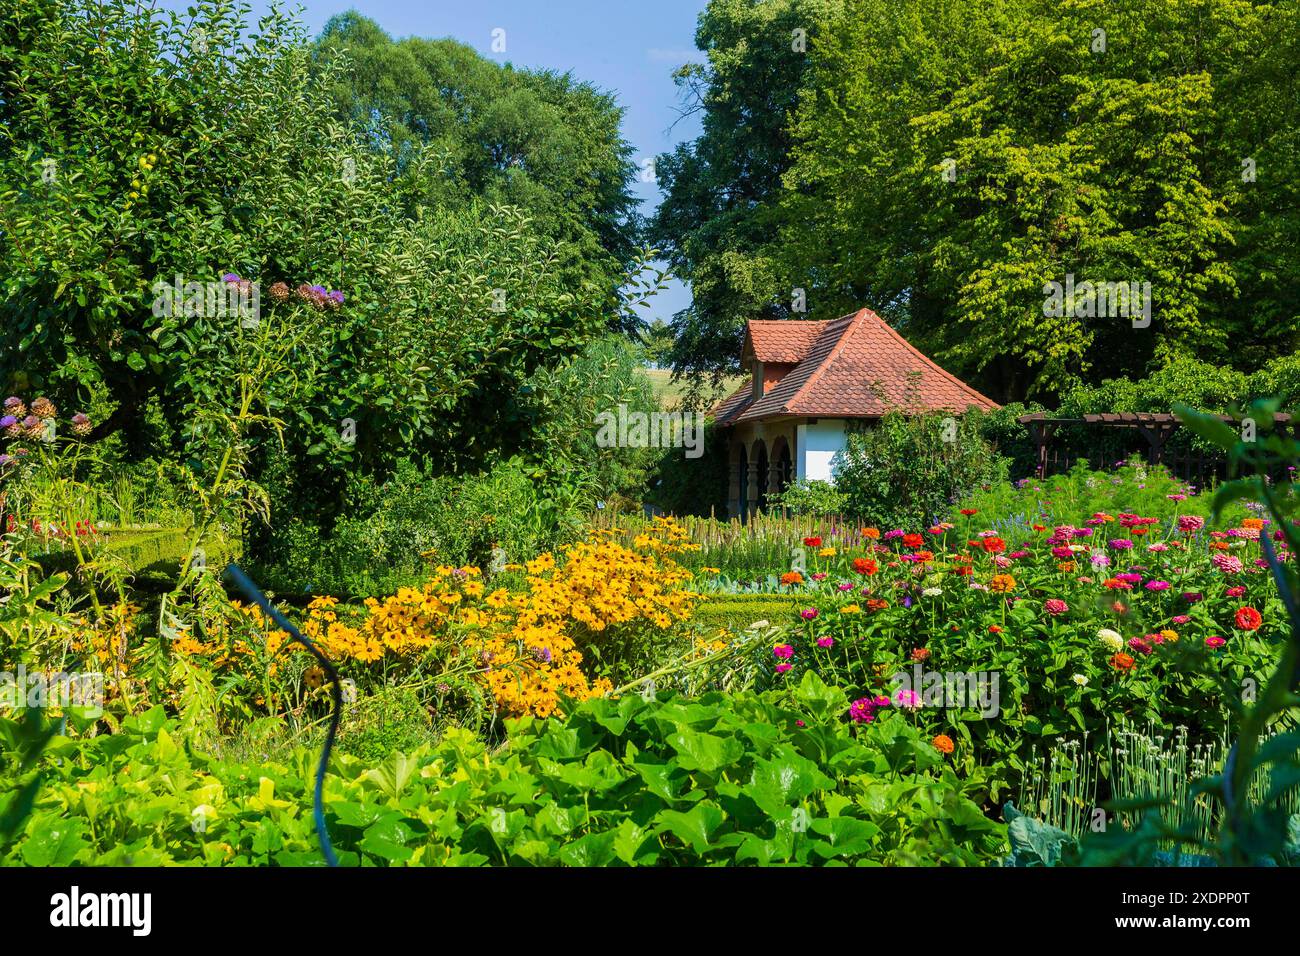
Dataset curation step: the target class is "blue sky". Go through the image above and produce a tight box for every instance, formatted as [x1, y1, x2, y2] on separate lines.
[163, 0, 708, 324]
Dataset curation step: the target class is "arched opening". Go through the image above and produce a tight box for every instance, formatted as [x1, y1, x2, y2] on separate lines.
[752, 439, 769, 514]
[769, 435, 793, 502]
[737, 444, 749, 520]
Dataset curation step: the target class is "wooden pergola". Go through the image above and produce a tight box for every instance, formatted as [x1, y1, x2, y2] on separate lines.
[1017, 411, 1293, 480]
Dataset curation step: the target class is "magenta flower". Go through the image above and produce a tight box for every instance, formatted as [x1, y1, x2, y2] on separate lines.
[816, 636, 834, 649]
[1109, 539, 1135, 550]
[800, 608, 819, 620]
[773, 644, 794, 660]
[1044, 598, 1069, 616]
[775, 662, 792, 674]
[1145, 580, 1170, 591]
[849, 695, 891, 723]
[1205, 636, 1226, 649]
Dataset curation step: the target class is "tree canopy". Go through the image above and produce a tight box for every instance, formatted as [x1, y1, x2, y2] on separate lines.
[651, 0, 1300, 404]
[0, 0, 645, 477]
[314, 12, 642, 322]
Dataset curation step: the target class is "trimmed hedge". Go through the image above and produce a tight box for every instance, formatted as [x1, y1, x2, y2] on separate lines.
[694, 594, 799, 630]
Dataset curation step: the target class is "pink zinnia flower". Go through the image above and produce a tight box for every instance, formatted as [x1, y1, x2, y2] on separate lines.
[1178, 514, 1205, 533]
[816, 636, 834, 648]
[892, 688, 922, 711]
[773, 644, 794, 660]
[775, 662, 792, 674]
[1205, 636, 1226, 649]
[1225, 585, 1247, 598]
[1212, 553, 1243, 574]
[1145, 580, 1170, 591]
[1171, 615, 1191, 625]
[1044, 598, 1069, 616]
[801, 608, 819, 620]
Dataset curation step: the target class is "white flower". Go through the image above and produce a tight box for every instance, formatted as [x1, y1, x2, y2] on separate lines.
[1072, 674, 1089, 687]
[922, 587, 943, 598]
[1097, 628, 1123, 652]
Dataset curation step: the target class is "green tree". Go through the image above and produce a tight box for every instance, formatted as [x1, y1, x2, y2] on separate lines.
[0, 0, 633, 471]
[653, 0, 1300, 404]
[648, 0, 841, 400]
[314, 11, 642, 324]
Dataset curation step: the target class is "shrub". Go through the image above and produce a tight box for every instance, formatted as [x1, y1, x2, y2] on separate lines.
[833, 412, 1007, 527]
[766, 479, 846, 517]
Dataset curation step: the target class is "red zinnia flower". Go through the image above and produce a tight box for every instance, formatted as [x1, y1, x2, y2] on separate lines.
[1234, 606, 1262, 631]
[902, 533, 924, 549]
[803, 536, 822, 548]
[852, 557, 878, 575]
[981, 537, 1006, 554]
[960, 509, 978, 516]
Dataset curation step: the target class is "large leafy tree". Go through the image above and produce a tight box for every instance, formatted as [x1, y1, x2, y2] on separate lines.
[0, 0, 628, 471]
[653, 0, 1300, 404]
[313, 12, 642, 325]
[648, 0, 839, 396]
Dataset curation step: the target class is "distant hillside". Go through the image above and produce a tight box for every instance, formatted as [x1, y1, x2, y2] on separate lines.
[641, 368, 747, 411]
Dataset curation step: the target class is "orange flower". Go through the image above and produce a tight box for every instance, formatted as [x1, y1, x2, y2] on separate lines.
[1109, 652, 1135, 672]
[989, 574, 1016, 593]
[865, 598, 890, 612]
[780, 571, 804, 586]
[861, 527, 881, 539]
[1241, 518, 1264, 530]
[932, 734, 955, 755]
[852, 557, 878, 575]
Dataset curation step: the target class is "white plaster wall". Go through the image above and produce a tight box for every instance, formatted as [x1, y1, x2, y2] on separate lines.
[796, 419, 847, 484]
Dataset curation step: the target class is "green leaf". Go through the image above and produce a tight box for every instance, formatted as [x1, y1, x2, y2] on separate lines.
[657, 803, 725, 855]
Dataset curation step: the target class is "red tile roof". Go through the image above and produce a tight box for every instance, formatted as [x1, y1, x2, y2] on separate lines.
[742, 320, 829, 363]
[713, 309, 1000, 424]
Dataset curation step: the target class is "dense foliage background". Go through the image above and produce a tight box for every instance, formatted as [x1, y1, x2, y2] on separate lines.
[651, 0, 1300, 405]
